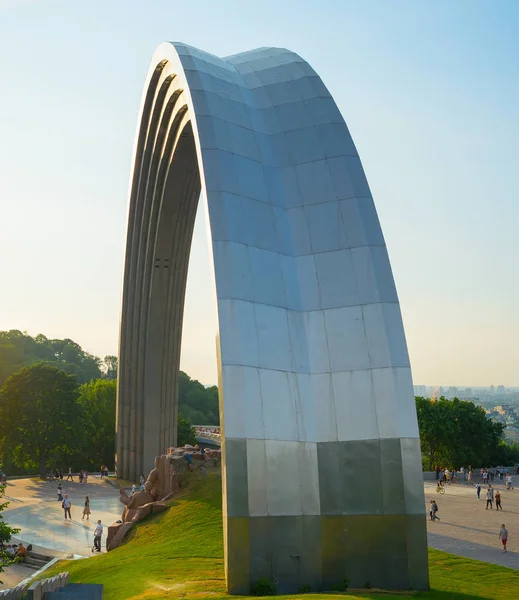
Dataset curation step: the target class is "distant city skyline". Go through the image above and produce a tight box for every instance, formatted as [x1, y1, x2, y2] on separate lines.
[1, 1, 518, 386]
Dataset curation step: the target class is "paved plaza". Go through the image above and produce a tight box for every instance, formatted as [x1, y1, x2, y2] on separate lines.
[425, 475, 519, 568]
[2, 476, 122, 557]
[0, 474, 517, 590]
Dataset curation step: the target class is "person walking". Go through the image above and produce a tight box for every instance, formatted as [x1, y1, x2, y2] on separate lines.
[431, 500, 439, 521]
[59, 469, 64, 481]
[429, 500, 435, 521]
[82, 496, 91, 520]
[57, 483, 63, 502]
[93, 520, 103, 553]
[499, 524, 508, 552]
[495, 490, 502, 510]
[486, 486, 494, 510]
[66, 467, 74, 482]
[476, 483, 481, 500]
[62, 495, 72, 520]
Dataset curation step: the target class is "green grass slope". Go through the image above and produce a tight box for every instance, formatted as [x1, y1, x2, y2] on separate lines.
[44, 471, 519, 599]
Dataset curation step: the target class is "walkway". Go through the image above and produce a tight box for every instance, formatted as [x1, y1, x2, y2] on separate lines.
[425, 476, 519, 569]
[2, 476, 122, 557]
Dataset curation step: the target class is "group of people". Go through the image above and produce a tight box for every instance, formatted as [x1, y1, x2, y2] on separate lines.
[2, 542, 31, 561]
[57, 492, 103, 552]
[131, 474, 146, 495]
[50, 467, 89, 483]
[475, 484, 504, 510]
[431, 464, 516, 554]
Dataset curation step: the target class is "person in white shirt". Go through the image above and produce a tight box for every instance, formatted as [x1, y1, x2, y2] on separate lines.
[62, 495, 72, 520]
[94, 520, 103, 552]
[131, 484, 136, 494]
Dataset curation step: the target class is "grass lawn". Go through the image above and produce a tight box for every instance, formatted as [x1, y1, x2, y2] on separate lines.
[43, 471, 519, 599]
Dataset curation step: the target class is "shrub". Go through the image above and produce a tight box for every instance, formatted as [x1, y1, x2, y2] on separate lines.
[299, 584, 312, 593]
[251, 578, 277, 596]
[331, 577, 350, 592]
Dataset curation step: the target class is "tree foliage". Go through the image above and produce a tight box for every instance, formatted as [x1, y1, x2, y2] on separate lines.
[178, 371, 219, 425]
[0, 330, 102, 386]
[103, 355, 118, 380]
[76, 379, 116, 470]
[0, 331, 218, 476]
[0, 364, 81, 478]
[177, 413, 197, 447]
[416, 396, 515, 470]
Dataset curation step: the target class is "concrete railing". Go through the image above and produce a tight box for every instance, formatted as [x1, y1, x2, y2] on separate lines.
[0, 572, 68, 599]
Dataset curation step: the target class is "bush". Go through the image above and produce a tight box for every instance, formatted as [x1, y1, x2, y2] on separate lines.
[331, 577, 350, 592]
[251, 578, 277, 596]
[299, 584, 312, 593]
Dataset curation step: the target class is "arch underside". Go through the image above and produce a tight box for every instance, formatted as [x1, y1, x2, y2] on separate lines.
[117, 42, 429, 593]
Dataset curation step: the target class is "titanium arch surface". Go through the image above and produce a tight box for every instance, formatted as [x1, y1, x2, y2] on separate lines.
[117, 42, 429, 593]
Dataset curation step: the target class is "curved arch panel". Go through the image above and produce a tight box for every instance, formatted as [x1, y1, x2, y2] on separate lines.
[117, 42, 429, 593]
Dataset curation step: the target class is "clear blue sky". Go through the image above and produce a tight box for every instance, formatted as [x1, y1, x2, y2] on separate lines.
[0, 0, 517, 386]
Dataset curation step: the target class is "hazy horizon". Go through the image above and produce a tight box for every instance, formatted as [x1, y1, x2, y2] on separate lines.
[1, 1, 518, 387]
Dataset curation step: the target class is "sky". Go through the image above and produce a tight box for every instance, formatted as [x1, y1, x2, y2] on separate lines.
[0, 0, 518, 387]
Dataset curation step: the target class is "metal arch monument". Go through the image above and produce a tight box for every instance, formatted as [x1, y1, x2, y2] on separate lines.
[116, 42, 429, 593]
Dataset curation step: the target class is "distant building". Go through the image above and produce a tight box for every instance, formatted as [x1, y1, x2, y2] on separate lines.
[414, 385, 426, 396]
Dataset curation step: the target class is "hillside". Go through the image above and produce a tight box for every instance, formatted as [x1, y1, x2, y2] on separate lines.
[44, 471, 519, 599]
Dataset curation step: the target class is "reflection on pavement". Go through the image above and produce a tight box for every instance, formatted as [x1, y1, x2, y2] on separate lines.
[3, 477, 122, 557]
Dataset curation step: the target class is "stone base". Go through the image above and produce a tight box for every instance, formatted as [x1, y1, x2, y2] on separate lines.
[225, 514, 428, 594]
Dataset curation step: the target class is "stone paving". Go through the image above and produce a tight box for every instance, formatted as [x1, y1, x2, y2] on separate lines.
[425, 474, 519, 569]
[2, 476, 122, 558]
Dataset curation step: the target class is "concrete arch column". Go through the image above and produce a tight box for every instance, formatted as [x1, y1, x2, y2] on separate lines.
[117, 42, 429, 593]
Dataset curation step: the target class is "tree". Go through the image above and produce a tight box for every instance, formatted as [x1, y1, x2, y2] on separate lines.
[103, 355, 118, 380]
[77, 379, 116, 469]
[0, 364, 80, 478]
[416, 396, 510, 470]
[178, 371, 219, 425]
[0, 331, 102, 386]
[177, 413, 196, 447]
[0, 485, 20, 583]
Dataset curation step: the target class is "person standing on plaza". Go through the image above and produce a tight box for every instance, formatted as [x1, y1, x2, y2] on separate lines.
[486, 486, 494, 509]
[82, 496, 91, 520]
[431, 500, 439, 521]
[93, 520, 103, 552]
[506, 474, 514, 490]
[499, 524, 508, 552]
[476, 483, 481, 500]
[62, 494, 72, 520]
[429, 500, 435, 521]
[59, 469, 63, 481]
[495, 490, 502, 510]
[66, 467, 74, 482]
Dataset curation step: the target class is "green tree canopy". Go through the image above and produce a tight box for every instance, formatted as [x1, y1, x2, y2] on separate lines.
[178, 371, 219, 425]
[416, 396, 509, 470]
[77, 379, 117, 470]
[0, 363, 81, 478]
[0, 330, 102, 386]
[177, 413, 197, 447]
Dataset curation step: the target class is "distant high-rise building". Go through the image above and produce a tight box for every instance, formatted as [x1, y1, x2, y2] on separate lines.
[497, 385, 505, 394]
[414, 385, 426, 396]
[490, 385, 495, 394]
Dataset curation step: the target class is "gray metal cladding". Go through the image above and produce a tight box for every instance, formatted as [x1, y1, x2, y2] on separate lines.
[117, 41, 429, 593]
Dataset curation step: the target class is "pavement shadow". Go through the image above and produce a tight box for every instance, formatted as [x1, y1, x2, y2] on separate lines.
[428, 532, 519, 570]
